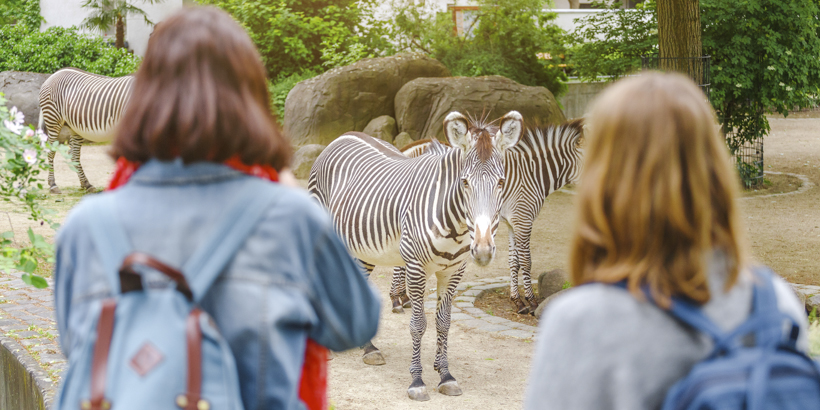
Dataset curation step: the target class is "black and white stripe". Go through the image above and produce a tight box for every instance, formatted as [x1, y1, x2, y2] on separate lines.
[397, 119, 585, 314]
[38, 68, 133, 193]
[308, 111, 522, 401]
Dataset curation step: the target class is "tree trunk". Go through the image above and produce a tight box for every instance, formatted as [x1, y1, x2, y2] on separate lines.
[657, 0, 702, 84]
[116, 14, 124, 49]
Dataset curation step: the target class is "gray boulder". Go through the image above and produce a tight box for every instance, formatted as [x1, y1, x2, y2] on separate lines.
[394, 76, 566, 141]
[538, 269, 568, 299]
[0, 71, 51, 126]
[393, 132, 413, 150]
[362, 115, 397, 144]
[534, 288, 569, 319]
[292, 144, 326, 179]
[284, 53, 450, 146]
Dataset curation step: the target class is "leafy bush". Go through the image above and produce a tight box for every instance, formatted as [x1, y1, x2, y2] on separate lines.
[0, 25, 140, 76]
[0, 95, 69, 288]
[387, 0, 568, 96]
[0, 0, 42, 31]
[567, 0, 657, 82]
[196, 0, 388, 79]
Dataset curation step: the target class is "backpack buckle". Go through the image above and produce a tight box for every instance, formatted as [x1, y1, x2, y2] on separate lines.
[176, 394, 210, 410]
[80, 399, 111, 410]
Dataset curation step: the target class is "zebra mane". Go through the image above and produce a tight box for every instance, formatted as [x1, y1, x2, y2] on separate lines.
[465, 111, 500, 161]
[523, 118, 585, 150]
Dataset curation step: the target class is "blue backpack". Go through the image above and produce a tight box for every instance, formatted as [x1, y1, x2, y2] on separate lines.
[56, 180, 276, 410]
[655, 267, 820, 410]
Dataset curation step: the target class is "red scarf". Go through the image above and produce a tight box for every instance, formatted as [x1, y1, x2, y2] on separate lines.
[108, 157, 328, 410]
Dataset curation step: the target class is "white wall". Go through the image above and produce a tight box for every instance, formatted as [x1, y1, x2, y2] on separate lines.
[40, 0, 94, 34]
[125, 0, 183, 57]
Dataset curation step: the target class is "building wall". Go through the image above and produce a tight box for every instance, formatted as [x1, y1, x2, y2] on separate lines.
[125, 0, 184, 57]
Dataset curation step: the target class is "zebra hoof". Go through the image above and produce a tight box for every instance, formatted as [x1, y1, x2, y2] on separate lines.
[391, 297, 405, 314]
[362, 350, 386, 366]
[401, 295, 411, 308]
[407, 385, 430, 401]
[49, 186, 62, 194]
[437, 380, 463, 396]
[83, 185, 97, 193]
[514, 299, 530, 315]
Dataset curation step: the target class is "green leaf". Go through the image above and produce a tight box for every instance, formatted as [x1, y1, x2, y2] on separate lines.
[21, 273, 48, 289]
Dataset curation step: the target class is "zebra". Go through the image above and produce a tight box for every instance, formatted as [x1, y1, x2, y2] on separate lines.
[38, 68, 134, 193]
[391, 119, 585, 314]
[308, 111, 522, 401]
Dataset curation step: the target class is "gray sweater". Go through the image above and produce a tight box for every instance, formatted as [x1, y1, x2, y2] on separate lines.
[524, 265, 809, 410]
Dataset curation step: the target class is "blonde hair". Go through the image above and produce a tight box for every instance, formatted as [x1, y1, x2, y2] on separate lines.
[570, 72, 747, 307]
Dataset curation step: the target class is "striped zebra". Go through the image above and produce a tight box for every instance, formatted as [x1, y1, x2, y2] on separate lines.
[392, 119, 585, 314]
[38, 68, 134, 193]
[308, 111, 522, 401]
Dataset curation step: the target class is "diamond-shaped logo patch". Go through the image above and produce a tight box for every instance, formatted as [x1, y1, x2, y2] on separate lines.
[129, 342, 164, 377]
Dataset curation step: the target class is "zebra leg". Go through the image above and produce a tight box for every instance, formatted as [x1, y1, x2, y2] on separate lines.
[406, 261, 430, 401]
[515, 222, 539, 313]
[506, 219, 528, 314]
[68, 134, 95, 192]
[47, 148, 60, 194]
[390, 266, 410, 313]
[359, 261, 386, 366]
[433, 264, 464, 396]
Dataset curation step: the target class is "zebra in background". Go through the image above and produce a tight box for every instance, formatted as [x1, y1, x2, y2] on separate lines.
[39, 68, 134, 193]
[309, 111, 522, 401]
[392, 119, 585, 314]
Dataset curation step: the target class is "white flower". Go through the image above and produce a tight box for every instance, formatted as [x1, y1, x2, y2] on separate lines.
[786, 86, 793, 92]
[780, 82, 786, 87]
[9, 106, 24, 126]
[785, 50, 792, 56]
[3, 119, 23, 135]
[23, 149, 37, 165]
[767, 66, 776, 71]
[36, 129, 47, 143]
[24, 129, 35, 139]
[736, 83, 742, 88]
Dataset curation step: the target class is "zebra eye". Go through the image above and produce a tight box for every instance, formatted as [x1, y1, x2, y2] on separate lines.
[461, 178, 469, 188]
[498, 178, 505, 188]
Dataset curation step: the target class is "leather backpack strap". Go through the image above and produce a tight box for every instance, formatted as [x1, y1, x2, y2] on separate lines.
[81, 298, 116, 410]
[182, 178, 279, 302]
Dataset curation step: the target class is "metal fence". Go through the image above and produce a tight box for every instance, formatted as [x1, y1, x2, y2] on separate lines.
[641, 55, 711, 100]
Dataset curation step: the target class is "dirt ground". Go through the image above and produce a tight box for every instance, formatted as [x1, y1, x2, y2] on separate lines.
[0, 118, 817, 409]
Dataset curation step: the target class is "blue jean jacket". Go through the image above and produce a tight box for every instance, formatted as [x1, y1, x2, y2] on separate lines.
[54, 160, 381, 410]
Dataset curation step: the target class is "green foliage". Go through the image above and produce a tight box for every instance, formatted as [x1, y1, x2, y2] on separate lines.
[703, 0, 820, 148]
[197, 0, 388, 79]
[0, 25, 140, 76]
[0, 0, 43, 30]
[268, 69, 319, 121]
[81, 0, 162, 33]
[567, 0, 657, 82]
[387, 0, 568, 96]
[0, 95, 71, 288]
[562, 280, 572, 290]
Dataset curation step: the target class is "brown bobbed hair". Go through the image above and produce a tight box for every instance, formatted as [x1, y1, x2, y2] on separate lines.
[570, 72, 748, 307]
[112, 6, 291, 170]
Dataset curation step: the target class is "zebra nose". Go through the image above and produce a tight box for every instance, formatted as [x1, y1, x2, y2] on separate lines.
[471, 243, 495, 266]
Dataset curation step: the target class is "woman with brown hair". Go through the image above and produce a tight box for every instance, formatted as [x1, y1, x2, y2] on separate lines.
[54, 7, 380, 410]
[524, 73, 809, 409]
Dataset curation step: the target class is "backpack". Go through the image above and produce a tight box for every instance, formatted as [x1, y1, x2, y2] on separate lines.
[56, 180, 277, 410]
[655, 267, 820, 410]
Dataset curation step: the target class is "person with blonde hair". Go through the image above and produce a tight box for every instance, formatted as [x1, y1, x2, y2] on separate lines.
[524, 72, 810, 410]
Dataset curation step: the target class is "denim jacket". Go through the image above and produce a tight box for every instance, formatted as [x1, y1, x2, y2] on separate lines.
[54, 160, 381, 410]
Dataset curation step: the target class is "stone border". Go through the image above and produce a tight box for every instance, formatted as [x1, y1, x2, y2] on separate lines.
[0, 271, 62, 408]
[427, 277, 539, 340]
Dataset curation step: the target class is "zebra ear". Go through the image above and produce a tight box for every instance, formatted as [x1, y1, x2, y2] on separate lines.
[494, 111, 523, 152]
[444, 111, 470, 152]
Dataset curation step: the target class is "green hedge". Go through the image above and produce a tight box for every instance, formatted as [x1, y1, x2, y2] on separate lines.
[0, 25, 140, 77]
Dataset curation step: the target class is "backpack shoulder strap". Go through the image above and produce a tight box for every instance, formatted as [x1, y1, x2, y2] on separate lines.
[182, 178, 279, 303]
[666, 295, 725, 342]
[86, 193, 133, 295]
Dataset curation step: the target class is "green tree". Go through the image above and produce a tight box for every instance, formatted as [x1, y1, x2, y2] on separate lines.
[388, 0, 568, 96]
[0, 0, 43, 30]
[81, 0, 165, 49]
[567, 1, 657, 81]
[197, 0, 388, 80]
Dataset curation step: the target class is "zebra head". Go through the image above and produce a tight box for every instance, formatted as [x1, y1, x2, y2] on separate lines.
[444, 110, 523, 266]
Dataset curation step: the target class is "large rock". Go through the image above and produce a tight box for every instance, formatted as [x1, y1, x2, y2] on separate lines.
[0, 71, 51, 126]
[394, 76, 566, 141]
[393, 132, 413, 150]
[538, 269, 568, 299]
[292, 144, 326, 179]
[284, 53, 450, 146]
[362, 115, 397, 144]
[534, 288, 569, 319]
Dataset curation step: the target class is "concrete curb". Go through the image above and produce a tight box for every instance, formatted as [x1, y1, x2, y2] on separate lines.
[428, 276, 539, 340]
[0, 332, 53, 409]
